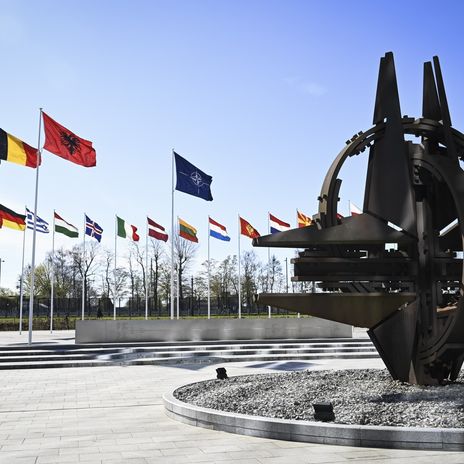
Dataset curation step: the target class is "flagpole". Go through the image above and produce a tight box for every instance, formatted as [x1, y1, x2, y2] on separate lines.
[170, 149, 175, 320]
[28, 108, 43, 345]
[238, 214, 241, 319]
[82, 213, 86, 320]
[50, 210, 55, 333]
[114, 214, 117, 320]
[207, 216, 211, 320]
[19, 212, 26, 334]
[267, 211, 271, 319]
[145, 216, 149, 320]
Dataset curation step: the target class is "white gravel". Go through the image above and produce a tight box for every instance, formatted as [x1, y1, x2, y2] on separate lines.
[174, 369, 464, 428]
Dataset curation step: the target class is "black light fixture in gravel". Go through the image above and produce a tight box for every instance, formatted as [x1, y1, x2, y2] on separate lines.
[313, 402, 335, 422]
[216, 367, 228, 380]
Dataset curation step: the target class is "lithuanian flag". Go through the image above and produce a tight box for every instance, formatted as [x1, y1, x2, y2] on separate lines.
[0, 204, 26, 231]
[178, 217, 198, 243]
[0, 129, 39, 168]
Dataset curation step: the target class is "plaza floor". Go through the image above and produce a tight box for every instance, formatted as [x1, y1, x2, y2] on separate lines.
[0, 331, 463, 464]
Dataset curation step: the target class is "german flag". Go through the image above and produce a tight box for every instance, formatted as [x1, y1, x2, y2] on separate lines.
[0, 129, 39, 168]
[0, 204, 26, 231]
[178, 217, 198, 243]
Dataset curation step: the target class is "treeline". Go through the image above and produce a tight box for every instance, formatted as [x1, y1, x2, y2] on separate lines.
[1, 237, 311, 308]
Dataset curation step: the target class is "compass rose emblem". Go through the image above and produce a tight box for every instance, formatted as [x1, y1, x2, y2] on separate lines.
[190, 171, 203, 187]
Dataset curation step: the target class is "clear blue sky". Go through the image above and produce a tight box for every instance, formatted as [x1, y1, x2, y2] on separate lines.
[1, 0, 463, 290]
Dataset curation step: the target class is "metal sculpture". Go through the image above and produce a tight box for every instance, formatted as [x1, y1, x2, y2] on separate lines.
[253, 52, 464, 385]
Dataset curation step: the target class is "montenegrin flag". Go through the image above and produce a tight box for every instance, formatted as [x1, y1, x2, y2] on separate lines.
[269, 213, 290, 234]
[239, 216, 260, 239]
[297, 210, 312, 228]
[147, 217, 168, 242]
[54, 212, 78, 238]
[117, 216, 140, 241]
[0, 129, 39, 168]
[209, 217, 230, 241]
[43, 112, 96, 167]
[0, 204, 26, 231]
[178, 217, 198, 243]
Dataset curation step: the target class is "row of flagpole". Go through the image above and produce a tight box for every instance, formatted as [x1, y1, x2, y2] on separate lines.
[10, 108, 327, 344]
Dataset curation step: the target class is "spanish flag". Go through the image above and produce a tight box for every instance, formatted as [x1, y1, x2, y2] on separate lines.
[297, 210, 313, 228]
[0, 204, 26, 231]
[178, 217, 198, 243]
[0, 129, 39, 168]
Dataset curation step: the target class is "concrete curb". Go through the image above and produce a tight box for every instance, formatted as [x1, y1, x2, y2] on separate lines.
[163, 389, 464, 451]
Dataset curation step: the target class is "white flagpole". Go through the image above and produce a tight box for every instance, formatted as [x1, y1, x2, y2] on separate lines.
[207, 216, 211, 320]
[170, 149, 175, 320]
[50, 210, 55, 333]
[28, 108, 43, 345]
[238, 214, 241, 319]
[19, 213, 27, 334]
[176, 252, 180, 320]
[81, 214, 86, 320]
[145, 217, 148, 320]
[114, 215, 117, 320]
[267, 212, 271, 319]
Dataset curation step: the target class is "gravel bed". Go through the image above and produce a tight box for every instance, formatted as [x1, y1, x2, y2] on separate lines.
[174, 369, 464, 428]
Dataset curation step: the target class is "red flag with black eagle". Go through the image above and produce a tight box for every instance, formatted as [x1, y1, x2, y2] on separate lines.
[42, 112, 96, 167]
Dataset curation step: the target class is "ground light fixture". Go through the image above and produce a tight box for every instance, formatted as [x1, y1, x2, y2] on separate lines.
[216, 367, 228, 380]
[313, 402, 335, 422]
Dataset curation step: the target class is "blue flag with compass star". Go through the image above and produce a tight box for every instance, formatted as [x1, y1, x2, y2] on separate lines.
[174, 151, 213, 201]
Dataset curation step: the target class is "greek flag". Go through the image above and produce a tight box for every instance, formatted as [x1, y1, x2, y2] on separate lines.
[26, 208, 50, 234]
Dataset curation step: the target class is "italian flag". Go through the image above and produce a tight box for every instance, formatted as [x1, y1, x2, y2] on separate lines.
[117, 216, 140, 241]
[54, 212, 78, 238]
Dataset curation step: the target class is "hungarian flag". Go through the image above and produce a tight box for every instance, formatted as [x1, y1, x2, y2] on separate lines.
[117, 216, 140, 241]
[54, 212, 79, 238]
[148, 217, 168, 242]
[0, 129, 39, 168]
[0, 204, 26, 231]
[240, 217, 260, 239]
[43, 112, 96, 167]
[297, 210, 312, 228]
[178, 217, 198, 243]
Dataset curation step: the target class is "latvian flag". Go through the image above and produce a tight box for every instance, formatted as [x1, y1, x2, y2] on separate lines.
[269, 213, 290, 234]
[209, 217, 230, 241]
[148, 217, 168, 242]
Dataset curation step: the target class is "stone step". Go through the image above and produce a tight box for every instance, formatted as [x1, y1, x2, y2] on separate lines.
[0, 351, 380, 370]
[0, 337, 378, 369]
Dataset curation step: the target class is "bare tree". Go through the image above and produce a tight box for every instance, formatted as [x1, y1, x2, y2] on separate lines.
[172, 235, 198, 307]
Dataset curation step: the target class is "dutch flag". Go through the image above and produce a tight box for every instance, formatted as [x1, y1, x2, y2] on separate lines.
[209, 217, 231, 241]
[269, 213, 290, 234]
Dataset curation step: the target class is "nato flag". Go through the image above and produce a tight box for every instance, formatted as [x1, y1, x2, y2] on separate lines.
[174, 151, 213, 201]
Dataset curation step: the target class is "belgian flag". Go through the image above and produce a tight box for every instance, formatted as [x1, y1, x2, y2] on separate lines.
[0, 204, 26, 231]
[0, 129, 39, 168]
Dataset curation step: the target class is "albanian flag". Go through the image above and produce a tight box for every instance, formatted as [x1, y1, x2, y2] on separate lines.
[42, 112, 96, 167]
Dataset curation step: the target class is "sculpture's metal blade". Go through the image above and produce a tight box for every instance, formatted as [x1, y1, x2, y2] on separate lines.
[364, 52, 417, 235]
[256, 292, 416, 328]
[422, 61, 441, 121]
[253, 213, 414, 248]
[368, 301, 418, 382]
[433, 56, 457, 162]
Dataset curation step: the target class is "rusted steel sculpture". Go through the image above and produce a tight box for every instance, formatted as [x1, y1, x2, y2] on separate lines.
[253, 53, 464, 385]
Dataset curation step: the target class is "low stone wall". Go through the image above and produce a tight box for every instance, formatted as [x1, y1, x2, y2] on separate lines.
[75, 317, 352, 344]
[164, 391, 464, 451]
